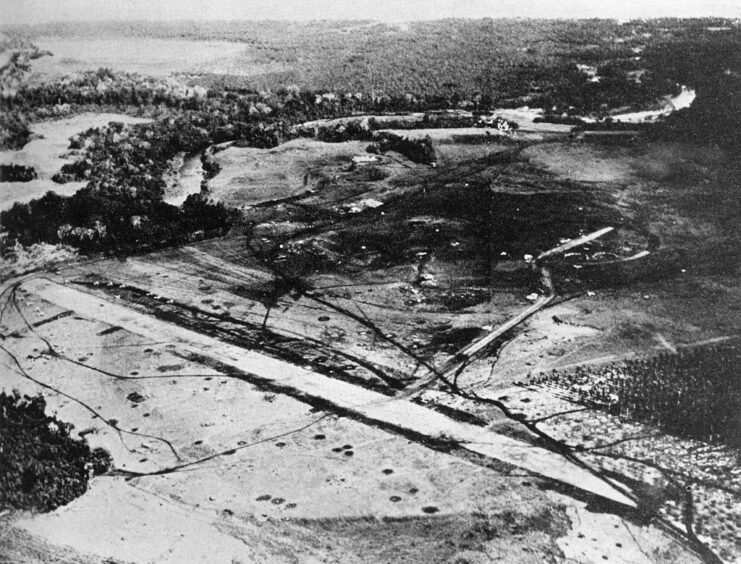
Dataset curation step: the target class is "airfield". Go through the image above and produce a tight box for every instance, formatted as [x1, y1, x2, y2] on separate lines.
[2, 95, 740, 563]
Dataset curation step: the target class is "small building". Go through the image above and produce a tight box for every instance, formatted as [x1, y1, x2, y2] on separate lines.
[351, 155, 380, 167]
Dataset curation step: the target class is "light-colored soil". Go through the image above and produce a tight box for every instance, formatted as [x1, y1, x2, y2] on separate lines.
[2, 113, 737, 563]
[2, 113, 152, 177]
[29, 37, 277, 80]
[208, 139, 373, 206]
[522, 143, 637, 184]
[0, 179, 86, 211]
[0, 113, 151, 210]
[47, 238, 535, 391]
[9, 277, 634, 507]
[0, 275, 701, 563]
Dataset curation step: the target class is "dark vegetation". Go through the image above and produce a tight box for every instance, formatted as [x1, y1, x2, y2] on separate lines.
[371, 133, 437, 164]
[530, 342, 741, 447]
[0, 33, 50, 149]
[2, 113, 238, 251]
[6, 18, 741, 112]
[296, 112, 514, 144]
[0, 391, 111, 512]
[0, 164, 37, 182]
[0, 18, 739, 254]
[301, 503, 568, 562]
[254, 160, 624, 286]
[0, 19, 703, 108]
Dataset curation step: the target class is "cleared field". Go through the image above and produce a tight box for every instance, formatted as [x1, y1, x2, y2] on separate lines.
[0, 275, 694, 563]
[3, 112, 739, 563]
[28, 37, 281, 79]
[47, 237, 528, 392]
[0, 113, 150, 210]
[434, 141, 512, 163]
[522, 141, 726, 185]
[0, 179, 85, 212]
[208, 139, 376, 206]
[200, 133, 741, 384]
[522, 143, 637, 184]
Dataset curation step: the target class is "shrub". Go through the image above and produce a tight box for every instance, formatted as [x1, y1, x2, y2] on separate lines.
[373, 132, 437, 164]
[0, 164, 37, 182]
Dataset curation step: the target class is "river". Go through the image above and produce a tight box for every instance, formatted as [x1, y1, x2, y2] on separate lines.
[164, 152, 205, 207]
[606, 86, 697, 124]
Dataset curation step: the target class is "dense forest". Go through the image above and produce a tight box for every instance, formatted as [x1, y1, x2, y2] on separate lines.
[1, 18, 740, 254]
[532, 342, 741, 447]
[6, 18, 738, 102]
[0, 391, 111, 512]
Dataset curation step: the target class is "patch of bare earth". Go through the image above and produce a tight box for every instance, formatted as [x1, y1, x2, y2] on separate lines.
[0, 278, 694, 563]
[3, 130, 737, 562]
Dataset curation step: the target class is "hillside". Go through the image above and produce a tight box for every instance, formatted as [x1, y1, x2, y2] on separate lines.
[5, 18, 739, 107]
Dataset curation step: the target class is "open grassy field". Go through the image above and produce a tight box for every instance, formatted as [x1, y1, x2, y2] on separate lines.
[27, 37, 282, 80]
[208, 139, 374, 206]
